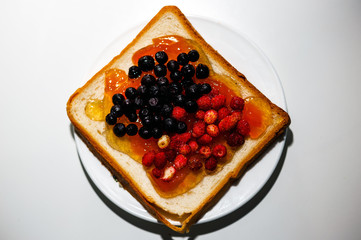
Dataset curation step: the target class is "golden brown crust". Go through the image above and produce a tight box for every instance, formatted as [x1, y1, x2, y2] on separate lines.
[67, 5, 290, 233]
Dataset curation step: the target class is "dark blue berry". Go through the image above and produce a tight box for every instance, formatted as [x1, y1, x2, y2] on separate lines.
[113, 123, 126, 137]
[138, 127, 152, 139]
[110, 105, 123, 118]
[181, 78, 195, 89]
[105, 113, 117, 125]
[157, 76, 169, 87]
[188, 50, 199, 62]
[125, 111, 137, 122]
[160, 103, 173, 117]
[200, 83, 212, 94]
[122, 99, 134, 112]
[173, 94, 186, 107]
[177, 53, 189, 66]
[125, 87, 138, 100]
[167, 60, 179, 72]
[176, 121, 187, 134]
[137, 85, 149, 98]
[163, 117, 177, 132]
[141, 74, 156, 87]
[154, 64, 167, 77]
[149, 85, 160, 97]
[138, 55, 155, 72]
[196, 64, 209, 79]
[155, 51, 168, 64]
[126, 124, 138, 136]
[169, 82, 182, 95]
[181, 64, 195, 78]
[139, 108, 151, 120]
[142, 116, 153, 127]
[148, 97, 161, 112]
[158, 85, 170, 99]
[134, 96, 145, 109]
[112, 93, 125, 105]
[153, 115, 162, 126]
[128, 66, 142, 79]
[186, 84, 201, 99]
[152, 127, 163, 139]
[184, 100, 198, 113]
[170, 70, 183, 82]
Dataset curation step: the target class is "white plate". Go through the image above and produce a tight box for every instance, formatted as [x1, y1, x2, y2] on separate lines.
[75, 17, 288, 224]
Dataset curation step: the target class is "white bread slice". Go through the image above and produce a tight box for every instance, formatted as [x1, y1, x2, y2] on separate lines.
[67, 6, 290, 233]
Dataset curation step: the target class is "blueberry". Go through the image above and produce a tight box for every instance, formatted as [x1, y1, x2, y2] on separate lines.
[105, 113, 117, 125]
[137, 85, 149, 98]
[142, 116, 153, 127]
[176, 121, 187, 134]
[153, 114, 162, 126]
[125, 87, 138, 100]
[169, 82, 182, 95]
[128, 65, 142, 79]
[125, 111, 138, 122]
[134, 96, 145, 109]
[170, 70, 183, 82]
[110, 105, 123, 118]
[152, 127, 163, 139]
[184, 100, 198, 113]
[113, 123, 126, 137]
[155, 51, 168, 64]
[200, 83, 212, 94]
[167, 60, 179, 72]
[149, 85, 160, 97]
[186, 84, 201, 99]
[138, 127, 152, 139]
[163, 117, 177, 132]
[181, 78, 195, 89]
[177, 53, 189, 66]
[173, 94, 186, 107]
[188, 50, 200, 62]
[196, 64, 209, 79]
[126, 124, 138, 136]
[160, 103, 173, 117]
[141, 74, 156, 87]
[158, 85, 170, 99]
[148, 97, 161, 112]
[138, 55, 155, 72]
[112, 93, 125, 105]
[181, 64, 195, 78]
[122, 99, 134, 112]
[154, 64, 167, 77]
[157, 76, 169, 87]
[139, 108, 151, 120]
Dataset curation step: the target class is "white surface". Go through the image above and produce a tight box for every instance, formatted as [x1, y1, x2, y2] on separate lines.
[1, 0, 361, 240]
[77, 16, 288, 225]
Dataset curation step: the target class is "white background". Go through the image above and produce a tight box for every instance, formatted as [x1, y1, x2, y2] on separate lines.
[1, 0, 361, 239]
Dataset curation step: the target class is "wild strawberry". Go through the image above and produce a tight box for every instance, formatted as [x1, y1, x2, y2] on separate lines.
[211, 94, 226, 110]
[205, 157, 218, 171]
[237, 119, 250, 136]
[169, 132, 192, 149]
[179, 144, 191, 155]
[199, 146, 212, 158]
[195, 110, 206, 120]
[197, 134, 213, 145]
[164, 149, 176, 162]
[188, 140, 199, 152]
[192, 121, 206, 138]
[206, 124, 220, 137]
[188, 156, 203, 171]
[154, 152, 167, 169]
[227, 133, 245, 147]
[218, 112, 242, 132]
[218, 107, 231, 121]
[212, 144, 227, 158]
[209, 89, 219, 98]
[174, 154, 188, 170]
[196, 95, 212, 110]
[230, 96, 244, 111]
[204, 109, 218, 124]
[172, 106, 187, 121]
[142, 151, 155, 167]
[152, 168, 163, 179]
[160, 166, 176, 181]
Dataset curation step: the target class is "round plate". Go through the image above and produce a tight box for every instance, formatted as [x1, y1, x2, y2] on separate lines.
[75, 17, 288, 224]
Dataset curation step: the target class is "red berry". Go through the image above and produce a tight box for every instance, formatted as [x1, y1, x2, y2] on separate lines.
[199, 146, 212, 158]
[188, 140, 199, 152]
[230, 96, 244, 111]
[218, 107, 231, 121]
[172, 106, 187, 121]
[142, 151, 155, 167]
[169, 132, 192, 149]
[204, 109, 218, 124]
[197, 134, 213, 145]
[152, 168, 163, 178]
[212, 144, 227, 158]
[205, 157, 218, 171]
[174, 154, 188, 170]
[188, 156, 203, 171]
[164, 149, 176, 162]
[227, 133, 245, 147]
[195, 110, 206, 120]
[196, 95, 212, 110]
[211, 94, 226, 110]
[154, 152, 167, 169]
[206, 124, 220, 137]
[179, 144, 191, 155]
[209, 89, 219, 98]
[192, 121, 206, 138]
[218, 112, 242, 132]
[237, 119, 250, 136]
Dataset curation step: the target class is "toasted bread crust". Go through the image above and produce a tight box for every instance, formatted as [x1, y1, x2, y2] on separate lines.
[67, 6, 290, 233]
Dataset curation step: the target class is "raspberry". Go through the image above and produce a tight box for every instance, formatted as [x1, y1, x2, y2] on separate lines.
[236, 119, 250, 136]
[188, 140, 199, 152]
[230, 96, 244, 111]
[204, 109, 218, 124]
[211, 94, 226, 110]
[218, 107, 231, 121]
[172, 106, 187, 121]
[169, 132, 192, 149]
[212, 144, 227, 158]
[218, 112, 242, 132]
[192, 121, 206, 138]
[154, 152, 167, 169]
[188, 156, 203, 171]
[195, 110, 205, 120]
[209, 89, 219, 98]
[152, 168, 163, 178]
[174, 154, 188, 170]
[160, 166, 176, 181]
[142, 151, 155, 167]
[179, 144, 191, 155]
[227, 133, 245, 147]
[197, 134, 213, 145]
[205, 157, 218, 171]
[164, 149, 177, 162]
[196, 95, 212, 110]
[206, 124, 220, 137]
[199, 146, 212, 158]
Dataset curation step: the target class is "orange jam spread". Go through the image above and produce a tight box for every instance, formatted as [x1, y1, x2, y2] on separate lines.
[85, 35, 272, 198]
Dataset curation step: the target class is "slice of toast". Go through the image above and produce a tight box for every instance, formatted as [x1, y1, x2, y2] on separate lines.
[67, 6, 290, 233]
